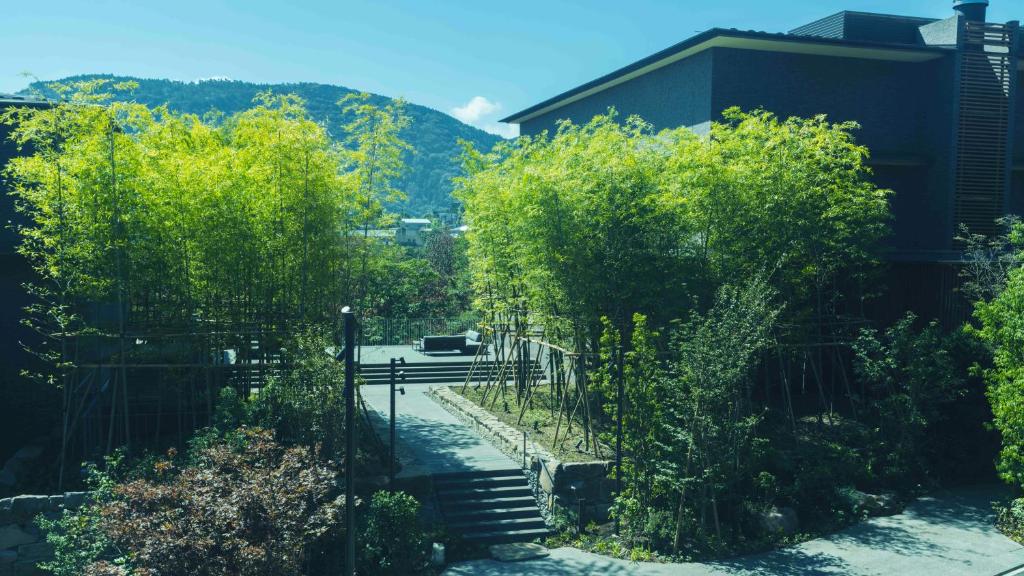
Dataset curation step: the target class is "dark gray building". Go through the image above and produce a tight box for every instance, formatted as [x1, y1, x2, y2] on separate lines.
[0, 94, 53, 461]
[503, 1, 1022, 321]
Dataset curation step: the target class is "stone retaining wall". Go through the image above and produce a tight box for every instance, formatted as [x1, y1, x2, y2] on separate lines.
[0, 493, 87, 576]
[428, 386, 614, 524]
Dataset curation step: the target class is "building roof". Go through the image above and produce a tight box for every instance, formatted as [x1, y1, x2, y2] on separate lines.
[0, 93, 49, 107]
[501, 24, 954, 125]
[401, 218, 432, 225]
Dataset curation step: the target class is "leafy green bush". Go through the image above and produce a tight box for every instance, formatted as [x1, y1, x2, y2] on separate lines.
[359, 491, 427, 576]
[250, 327, 347, 460]
[39, 429, 342, 576]
[37, 455, 124, 576]
[853, 313, 967, 487]
[997, 498, 1024, 543]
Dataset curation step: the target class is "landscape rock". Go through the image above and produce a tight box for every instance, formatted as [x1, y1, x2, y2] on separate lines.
[862, 492, 900, 517]
[0, 550, 16, 564]
[14, 542, 52, 564]
[430, 542, 445, 567]
[760, 506, 799, 536]
[0, 500, 12, 525]
[9, 497, 49, 524]
[12, 561, 45, 576]
[62, 492, 88, 510]
[843, 489, 901, 517]
[0, 525, 36, 551]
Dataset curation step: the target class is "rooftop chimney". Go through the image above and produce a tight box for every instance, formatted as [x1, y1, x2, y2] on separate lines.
[953, 0, 989, 22]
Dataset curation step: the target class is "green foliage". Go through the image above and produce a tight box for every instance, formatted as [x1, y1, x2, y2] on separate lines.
[27, 74, 503, 215]
[250, 327, 347, 460]
[972, 221, 1024, 488]
[39, 429, 342, 576]
[457, 113, 696, 339]
[853, 314, 968, 486]
[662, 279, 780, 552]
[456, 109, 888, 344]
[37, 455, 125, 576]
[595, 314, 670, 548]
[671, 108, 890, 321]
[359, 491, 428, 576]
[997, 498, 1024, 544]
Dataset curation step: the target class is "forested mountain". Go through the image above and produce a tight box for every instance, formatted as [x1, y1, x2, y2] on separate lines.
[26, 75, 504, 215]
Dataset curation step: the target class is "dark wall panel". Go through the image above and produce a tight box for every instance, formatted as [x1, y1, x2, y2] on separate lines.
[710, 48, 930, 153]
[520, 50, 713, 136]
[712, 48, 957, 254]
[1014, 71, 1024, 168]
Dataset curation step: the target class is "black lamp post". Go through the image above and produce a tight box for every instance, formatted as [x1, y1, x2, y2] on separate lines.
[614, 342, 623, 536]
[389, 357, 406, 489]
[340, 307, 356, 576]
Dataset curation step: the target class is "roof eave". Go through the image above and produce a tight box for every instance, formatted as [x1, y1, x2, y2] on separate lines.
[502, 29, 948, 125]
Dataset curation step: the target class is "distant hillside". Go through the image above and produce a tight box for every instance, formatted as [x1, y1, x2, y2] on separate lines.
[27, 75, 504, 216]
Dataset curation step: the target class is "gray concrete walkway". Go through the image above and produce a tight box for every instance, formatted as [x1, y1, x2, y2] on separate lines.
[360, 382, 516, 478]
[444, 485, 1024, 576]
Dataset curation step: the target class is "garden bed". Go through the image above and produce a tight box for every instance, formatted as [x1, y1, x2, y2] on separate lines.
[450, 385, 608, 463]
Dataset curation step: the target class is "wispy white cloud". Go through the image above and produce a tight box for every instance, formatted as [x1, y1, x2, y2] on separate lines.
[450, 96, 518, 138]
[482, 122, 518, 139]
[451, 96, 500, 123]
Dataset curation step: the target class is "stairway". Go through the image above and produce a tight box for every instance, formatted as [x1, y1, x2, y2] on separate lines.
[434, 468, 550, 545]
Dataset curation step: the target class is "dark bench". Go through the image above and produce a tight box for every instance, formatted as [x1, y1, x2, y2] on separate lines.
[417, 331, 482, 355]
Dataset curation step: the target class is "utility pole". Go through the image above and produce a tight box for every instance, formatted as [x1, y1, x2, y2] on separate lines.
[389, 357, 406, 489]
[342, 307, 357, 576]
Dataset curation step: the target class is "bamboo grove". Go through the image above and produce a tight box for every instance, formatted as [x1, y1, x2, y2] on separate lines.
[454, 110, 987, 554]
[456, 110, 890, 347]
[0, 80, 413, 468]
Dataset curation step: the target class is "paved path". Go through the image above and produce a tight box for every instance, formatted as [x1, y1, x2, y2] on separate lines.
[360, 381, 1023, 575]
[444, 485, 1024, 576]
[360, 383, 515, 477]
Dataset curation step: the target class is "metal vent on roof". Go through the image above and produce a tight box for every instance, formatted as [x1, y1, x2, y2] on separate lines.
[954, 20, 1017, 236]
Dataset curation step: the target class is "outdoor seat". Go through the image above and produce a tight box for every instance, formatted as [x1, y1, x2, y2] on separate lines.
[417, 333, 481, 355]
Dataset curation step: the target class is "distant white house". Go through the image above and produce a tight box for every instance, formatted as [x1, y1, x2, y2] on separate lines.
[396, 218, 432, 247]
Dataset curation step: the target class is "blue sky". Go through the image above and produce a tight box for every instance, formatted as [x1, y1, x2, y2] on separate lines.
[2, 1, 1017, 137]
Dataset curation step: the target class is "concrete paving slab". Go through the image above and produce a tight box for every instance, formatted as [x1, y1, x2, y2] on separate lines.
[490, 543, 550, 562]
[361, 383, 516, 476]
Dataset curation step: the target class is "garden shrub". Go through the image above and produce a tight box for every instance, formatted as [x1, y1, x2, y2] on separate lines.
[37, 455, 123, 576]
[359, 490, 427, 576]
[997, 498, 1024, 544]
[853, 313, 968, 487]
[250, 327, 347, 461]
[41, 428, 343, 576]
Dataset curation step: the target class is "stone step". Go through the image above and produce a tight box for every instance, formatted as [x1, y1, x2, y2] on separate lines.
[448, 516, 547, 534]
[442, 495, 538, 511]
[444, 507, 542, 524]
[460, 527, 551, 545]
[436, 485, 533, 501]
[434, 468, 523, 480]
[434, 476, 528, 491]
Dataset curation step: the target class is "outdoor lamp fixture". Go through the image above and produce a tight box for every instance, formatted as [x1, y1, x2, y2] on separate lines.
[570, 482, 585, 536]
[389, 357, 407, 489]
[340, 306, 356, 576]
